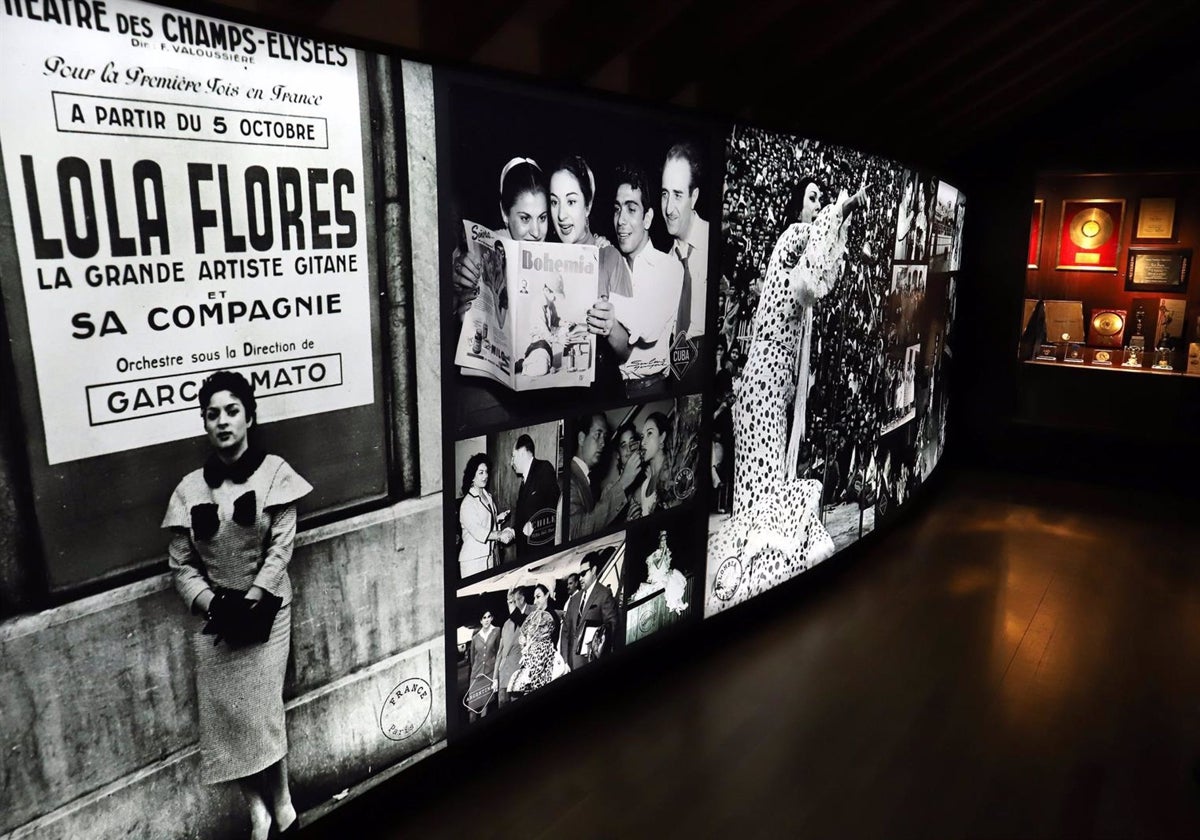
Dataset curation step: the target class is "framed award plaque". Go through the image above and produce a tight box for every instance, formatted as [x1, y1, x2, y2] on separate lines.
[1134, 197, 1176, 241]
[1125, 247, 1191, 293]
[1057, 199, 1125, 272]
[1087, 309, 1126, 347]
[1035, 342, 1059, 361]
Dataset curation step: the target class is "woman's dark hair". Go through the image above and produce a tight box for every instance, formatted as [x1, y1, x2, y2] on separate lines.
[782, 174, 827, 229]
[461, 452, 491, 496]
[500, 160, 547, 214]
[552, 154, 594, 206]
[644, 411, 671, 442]
[198, 370, 257, 422]
[534, 582, 551, 600]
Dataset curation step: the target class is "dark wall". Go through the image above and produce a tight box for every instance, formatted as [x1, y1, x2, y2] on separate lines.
[945, 35, 1200, 494]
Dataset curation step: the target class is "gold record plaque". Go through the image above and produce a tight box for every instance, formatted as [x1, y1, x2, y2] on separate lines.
[1087, 309, 1126, 347]
[1057, 199, 1125, 271]
[1069, 208, 1114, 249]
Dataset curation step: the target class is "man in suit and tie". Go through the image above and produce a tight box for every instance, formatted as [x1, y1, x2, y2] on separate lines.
[569, 413, 641, 541]
[569, 550, 617, 671]
[559, 572, 581, 662]
[466, 609, 501, 721]
[511, 434, 560, 558]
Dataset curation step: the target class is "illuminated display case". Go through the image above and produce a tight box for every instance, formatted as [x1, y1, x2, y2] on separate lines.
[1021, 172, 1200, 377]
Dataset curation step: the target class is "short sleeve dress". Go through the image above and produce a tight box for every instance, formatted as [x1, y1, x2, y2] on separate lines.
[162, 448, 312, 784]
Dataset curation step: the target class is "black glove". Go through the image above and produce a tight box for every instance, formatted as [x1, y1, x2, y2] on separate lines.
[202, 589, 282, 647]
[201, 591, 239, 642]
[239, 592, 283, 645]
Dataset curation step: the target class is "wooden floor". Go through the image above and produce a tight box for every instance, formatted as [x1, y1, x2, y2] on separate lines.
[311, 468, 1200, 839]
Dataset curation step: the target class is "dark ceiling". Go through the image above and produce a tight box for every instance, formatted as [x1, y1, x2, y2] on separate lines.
[211, 0, 1200, 167]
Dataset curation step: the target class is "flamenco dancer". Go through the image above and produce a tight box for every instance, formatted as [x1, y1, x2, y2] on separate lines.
[711, 174, 868, 606]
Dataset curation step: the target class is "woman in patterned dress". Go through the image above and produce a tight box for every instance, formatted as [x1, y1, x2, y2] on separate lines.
[710, 176, 867, 611]
[508, 583, 565, 694]
[162, 371, 311, 839]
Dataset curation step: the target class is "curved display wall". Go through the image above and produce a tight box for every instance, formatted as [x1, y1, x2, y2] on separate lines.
[0, 2, 963, 837]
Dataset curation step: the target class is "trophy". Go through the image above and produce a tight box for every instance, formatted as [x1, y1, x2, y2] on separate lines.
[1129, 303, 1146, 349]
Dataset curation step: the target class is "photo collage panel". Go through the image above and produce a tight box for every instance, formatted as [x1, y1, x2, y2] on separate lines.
[435, 68, 722, 733]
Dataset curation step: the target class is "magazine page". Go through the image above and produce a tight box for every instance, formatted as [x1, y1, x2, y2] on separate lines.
[509, 241, 598, 391]
[455, 221, 514, 387]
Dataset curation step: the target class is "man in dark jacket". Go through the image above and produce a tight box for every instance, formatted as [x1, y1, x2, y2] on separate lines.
[511, 434, 559, 557]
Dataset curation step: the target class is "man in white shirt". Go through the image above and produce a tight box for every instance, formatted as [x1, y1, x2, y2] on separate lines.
[610, 163, 683, 398]
[661, 142, 709, 344]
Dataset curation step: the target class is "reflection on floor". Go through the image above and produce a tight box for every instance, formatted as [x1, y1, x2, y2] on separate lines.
[313, 468, 1200, 839]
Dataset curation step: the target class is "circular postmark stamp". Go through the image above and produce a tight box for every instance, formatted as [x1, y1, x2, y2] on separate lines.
[672, 467, 696, 502]
[380, 677, 432, 741]
[713, 556, 742, 602]
[638, 606, 660, 636]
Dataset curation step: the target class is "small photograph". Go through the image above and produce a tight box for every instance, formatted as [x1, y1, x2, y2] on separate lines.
[566, 394, 703, 543]
[945, 275, 958, 347]
[917, 347, 951, 482]
[887, 264, 928, 348]
[881, 343, 921, 435]
[453, 421, 564, 580]
[875, 422, 921, 523]
[930, 180, 966, 273]
[454, 533, 625, 726]
[623, 512, 704, 645]
[893, 169, 938, 262]
[436, 70, 717, 433]
[916, 274, 951, 481]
